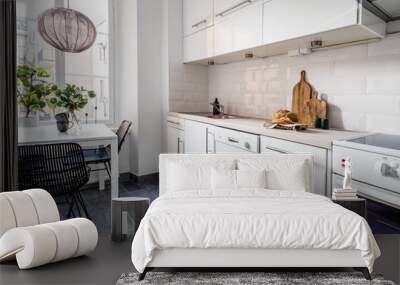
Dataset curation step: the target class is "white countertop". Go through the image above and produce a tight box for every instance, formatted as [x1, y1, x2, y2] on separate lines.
[169, 112, 366, 149]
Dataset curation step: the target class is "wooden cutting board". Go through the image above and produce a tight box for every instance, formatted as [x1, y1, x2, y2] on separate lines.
[292, 71, 317, 127]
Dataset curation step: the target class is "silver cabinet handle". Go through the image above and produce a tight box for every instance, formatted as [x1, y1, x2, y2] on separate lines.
[228, 137, 240, 143]
[177, 138, 184, 153]
[192, 19, 207, 28]
[167, 120, 180, 125]
[265, 146, 288, 154]
[216, 0, 252, 17]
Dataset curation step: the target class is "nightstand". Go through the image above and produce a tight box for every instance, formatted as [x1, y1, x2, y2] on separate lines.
[111, 197, 150, 242]
[332, 198, 366, 218]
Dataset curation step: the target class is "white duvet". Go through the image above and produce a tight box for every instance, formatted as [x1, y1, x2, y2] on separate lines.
[131, 190, 380, 273]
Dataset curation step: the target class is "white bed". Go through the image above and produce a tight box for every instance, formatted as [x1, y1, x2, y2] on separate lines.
[131, 154, 380, 280]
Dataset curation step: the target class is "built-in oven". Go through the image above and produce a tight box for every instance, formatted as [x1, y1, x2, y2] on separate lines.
[333, 133, 400, 233]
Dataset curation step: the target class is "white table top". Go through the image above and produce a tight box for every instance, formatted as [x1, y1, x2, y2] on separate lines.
[18, 124, 117, 144]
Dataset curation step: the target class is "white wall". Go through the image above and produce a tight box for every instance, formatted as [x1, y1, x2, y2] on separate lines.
[136, 0, 165, 176]
[167, 0, 209, 113]
[115, 0, 139, 174]
[116, 0, 170, 176]
[209, 34, 400, 135]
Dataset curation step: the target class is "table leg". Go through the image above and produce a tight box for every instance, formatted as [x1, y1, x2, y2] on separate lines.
[99, 170, 105, 191]
[98, 144, 105, 191]
[110, 138, 119, 199]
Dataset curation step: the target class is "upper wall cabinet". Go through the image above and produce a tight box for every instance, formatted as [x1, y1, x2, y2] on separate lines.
[182, 0, 386, 64]
[262, 0, 383, 45]
[183, 0, 214, 37]
[183, 27, 214, 63]
[263, 0, 357, 44]
[214, 0, 263, 56]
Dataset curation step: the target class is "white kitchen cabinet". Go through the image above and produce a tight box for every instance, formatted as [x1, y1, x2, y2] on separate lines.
[263, 0, 379, 45]
[214, 0, 255, 21]
[183, 0, 213, 37]
[214, 0, 263, 56]
[184, 120, 209, 153]
[261, 136, 328, 196]
[183, 27, 214, 63]
[215, 127, 259, 153]
[167, 117, 185, 154]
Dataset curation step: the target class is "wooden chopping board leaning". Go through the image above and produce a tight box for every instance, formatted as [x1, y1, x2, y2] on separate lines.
[292, 70, 328, 128]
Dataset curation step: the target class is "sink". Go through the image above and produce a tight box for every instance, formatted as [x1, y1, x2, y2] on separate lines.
[181, 112, 239, 119]
[207, 115, 238, 119]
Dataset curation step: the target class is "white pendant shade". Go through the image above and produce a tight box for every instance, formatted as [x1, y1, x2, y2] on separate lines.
[38, 8, 97, 53]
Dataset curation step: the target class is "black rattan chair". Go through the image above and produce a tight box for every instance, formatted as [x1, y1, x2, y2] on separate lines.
[18, 143, 91, 219]
[82, 120, 132, 179]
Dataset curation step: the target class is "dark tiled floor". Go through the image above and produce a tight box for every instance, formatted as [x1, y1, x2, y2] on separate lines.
[58, 178, 159, 233]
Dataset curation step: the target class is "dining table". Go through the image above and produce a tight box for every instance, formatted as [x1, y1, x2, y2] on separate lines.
[18, 123, 119, 199]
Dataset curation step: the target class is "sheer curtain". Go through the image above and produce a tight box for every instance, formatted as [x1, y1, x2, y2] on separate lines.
[0, 0, 18, 192]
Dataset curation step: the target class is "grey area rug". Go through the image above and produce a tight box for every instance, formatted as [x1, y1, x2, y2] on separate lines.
[116, 272, 396, 285]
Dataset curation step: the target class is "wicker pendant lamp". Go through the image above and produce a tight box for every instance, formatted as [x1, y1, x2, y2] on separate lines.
[38, 1, 97, 53]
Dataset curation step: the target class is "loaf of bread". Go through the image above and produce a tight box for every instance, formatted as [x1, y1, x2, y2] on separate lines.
[272, 109, 298, 124]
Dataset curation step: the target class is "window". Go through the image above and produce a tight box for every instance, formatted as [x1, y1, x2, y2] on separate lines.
[16, 0, 113, 124]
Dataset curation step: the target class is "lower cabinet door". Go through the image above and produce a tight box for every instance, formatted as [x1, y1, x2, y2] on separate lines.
[167, 125, 184, 153]
[184, 120, 208, 153]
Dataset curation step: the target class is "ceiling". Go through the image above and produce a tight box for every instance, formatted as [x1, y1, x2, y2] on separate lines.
[366, 0, 400, 22]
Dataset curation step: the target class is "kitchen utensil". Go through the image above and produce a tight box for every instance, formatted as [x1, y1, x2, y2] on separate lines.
[292, 71, 313, 127]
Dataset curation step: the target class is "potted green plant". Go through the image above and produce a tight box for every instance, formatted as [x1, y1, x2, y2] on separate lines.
[52, 84, 96, 129]
[16, 64, 58, 127]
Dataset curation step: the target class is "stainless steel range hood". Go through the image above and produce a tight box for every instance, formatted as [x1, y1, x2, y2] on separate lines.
[366, 0, 400, 21]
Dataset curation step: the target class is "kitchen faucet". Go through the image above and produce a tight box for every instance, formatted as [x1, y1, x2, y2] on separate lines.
[210, 98, 224, 117]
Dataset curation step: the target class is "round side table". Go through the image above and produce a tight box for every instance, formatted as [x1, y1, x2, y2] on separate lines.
[111, 197, 150, 242]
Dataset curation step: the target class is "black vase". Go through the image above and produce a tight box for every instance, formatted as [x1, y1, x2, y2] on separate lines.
[55, 112, 72, 132]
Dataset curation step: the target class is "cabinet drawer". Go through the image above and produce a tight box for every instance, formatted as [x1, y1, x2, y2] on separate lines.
[167, 116, 184, 130]
[215, 127, 259, 153]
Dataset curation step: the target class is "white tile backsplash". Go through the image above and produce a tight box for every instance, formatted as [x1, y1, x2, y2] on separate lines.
[208, 34, 400, 134]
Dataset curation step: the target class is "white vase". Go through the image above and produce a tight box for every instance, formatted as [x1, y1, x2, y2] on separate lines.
[19, 116, 38, 128]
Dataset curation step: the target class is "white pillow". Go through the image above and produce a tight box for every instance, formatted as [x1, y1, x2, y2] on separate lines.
[166, 158, 235, 192]
[266, 162, 307, 191]
[167, 162, 210, 191]
[237, 169, 267, 189]
[237, 158, 310, 192]
[211, 168, 237, 191]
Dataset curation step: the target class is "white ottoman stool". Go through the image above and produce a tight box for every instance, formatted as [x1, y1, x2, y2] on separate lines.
[0, 189, 98, 269]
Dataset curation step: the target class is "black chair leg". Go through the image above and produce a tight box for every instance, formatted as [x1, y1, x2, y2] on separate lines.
[76, 191, 91, 220]
[66, 195, 76, 218]
[354, 267, 372, 280]
[104, 162, 111, 179]
[73, 194, 82, 217]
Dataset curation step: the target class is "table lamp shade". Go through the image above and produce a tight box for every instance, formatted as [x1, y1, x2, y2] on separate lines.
[38, 8, 97, 53]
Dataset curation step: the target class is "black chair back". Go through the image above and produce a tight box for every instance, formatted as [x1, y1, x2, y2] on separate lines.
[18, 143, 89, 197]
[116, 120, 132, 152]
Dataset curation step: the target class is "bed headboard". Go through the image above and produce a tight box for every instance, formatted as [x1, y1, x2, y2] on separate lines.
[159, 153, 314, 196]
